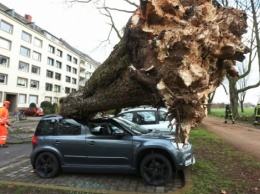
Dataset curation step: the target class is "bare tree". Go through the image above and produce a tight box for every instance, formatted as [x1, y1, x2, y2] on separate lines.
[237, 62, 249, 112]
[218, 0, 260, 119]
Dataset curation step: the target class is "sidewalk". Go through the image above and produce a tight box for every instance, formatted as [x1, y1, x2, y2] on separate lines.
[7, 119, 37, 144]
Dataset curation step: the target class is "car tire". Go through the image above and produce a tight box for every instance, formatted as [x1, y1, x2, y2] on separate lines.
[35, 152, 60, 178]
[140, 153, 172, 186]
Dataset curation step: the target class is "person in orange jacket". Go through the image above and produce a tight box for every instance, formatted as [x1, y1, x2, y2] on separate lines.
[0, 101, 11, 148]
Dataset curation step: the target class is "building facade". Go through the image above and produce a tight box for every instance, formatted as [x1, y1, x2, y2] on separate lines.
[0, 3, 100, 112]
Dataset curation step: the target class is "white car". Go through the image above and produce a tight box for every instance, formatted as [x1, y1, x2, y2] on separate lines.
[117, 107, 176, 132]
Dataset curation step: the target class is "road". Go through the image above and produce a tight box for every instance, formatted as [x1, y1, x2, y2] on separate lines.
[199, 116, 260, 161]
[0, 116, 39, 168]
[0, 143, 31, 167]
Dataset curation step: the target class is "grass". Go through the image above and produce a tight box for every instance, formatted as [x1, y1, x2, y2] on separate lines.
[209, 107, 255, 119]
[186, 127, 260, 194]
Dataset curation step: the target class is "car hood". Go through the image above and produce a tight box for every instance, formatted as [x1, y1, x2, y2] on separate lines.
[141, 131, 175, 140]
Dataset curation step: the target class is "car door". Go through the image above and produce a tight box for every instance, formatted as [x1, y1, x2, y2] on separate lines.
[50, 118, 87, 165]
[86, 121, 133, 167]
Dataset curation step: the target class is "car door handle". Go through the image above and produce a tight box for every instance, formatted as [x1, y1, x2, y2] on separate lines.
[89, 141, 95, 145]
[54, 141, 60, 145]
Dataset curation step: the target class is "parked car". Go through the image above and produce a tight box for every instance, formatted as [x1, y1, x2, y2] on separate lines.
[22, 107, 44, 116]
[117, 107, 176, 132]
[30, 115, 195, 186]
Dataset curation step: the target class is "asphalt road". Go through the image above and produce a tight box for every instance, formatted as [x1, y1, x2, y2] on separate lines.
[0, 143, 31, 168]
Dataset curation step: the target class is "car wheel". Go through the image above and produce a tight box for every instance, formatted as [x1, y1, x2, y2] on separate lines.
[35, 152, 60, 178]
[140, 153, 172, 186]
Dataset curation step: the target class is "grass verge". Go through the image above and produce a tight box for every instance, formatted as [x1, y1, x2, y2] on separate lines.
[186, 127, 260, 194]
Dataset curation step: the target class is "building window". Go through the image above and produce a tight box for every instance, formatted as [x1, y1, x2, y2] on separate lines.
[44, 96, 52, 102]
[66, 65, 71, 72]
[47, 57, 54, 66]
[67, 54, 72, 61]
[0, 55, 9, 67]
[72, 78, 77, 84]
[54, 85, 61, 92]
[55, 73, 61, 80]
[19, 94, 26, 104]
[0, 73, 7, 84]
[45, 83, 53, 91]
[20, 46, 30, 57]
[21, 31, 32, 42]
[56, 61, 62, 69]
[53, 97, 58, 103]
[30, 80, 39, 89]
[66, 76, 71, 83]
[18, 61, 29, 72]
[72, 68, 77, 74]
[73, 58, 78, 64]
[31, 65, 40, 74]
[86, 72, 92, 79]
[0, 37, 11, 50]
[0, 92, 2, 101]
[34, 38, 42, 47]
[48, 45, 55, 54]
[89, 64, 92, 69]
[32, 51, 41, 61]
[17, 77, 28, 87]
[46, 70, 53, 78]
[57, 49, 62, 57]
[72, 88, 76, 92]
[29, 95, 38, 104]
[0, 20, 13, 33]
[65, 87, 70, 94]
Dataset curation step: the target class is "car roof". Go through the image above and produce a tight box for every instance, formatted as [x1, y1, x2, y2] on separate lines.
[119, 107, 168, 113]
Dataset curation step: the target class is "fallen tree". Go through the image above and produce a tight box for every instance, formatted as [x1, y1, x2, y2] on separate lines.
[60, 0, 249, 144]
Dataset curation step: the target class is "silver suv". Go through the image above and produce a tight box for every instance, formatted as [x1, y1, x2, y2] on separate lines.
[117, 107, 176, 132]
[30, 115, 195, 186]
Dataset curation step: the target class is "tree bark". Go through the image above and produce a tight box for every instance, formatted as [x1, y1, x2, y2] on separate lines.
[60, 0, 249, 144]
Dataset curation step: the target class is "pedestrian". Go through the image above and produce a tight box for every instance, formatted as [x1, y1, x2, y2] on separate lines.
[254, 99, 260, 124]
[0, 101, 11, 148]
[224, 105, 235, 124]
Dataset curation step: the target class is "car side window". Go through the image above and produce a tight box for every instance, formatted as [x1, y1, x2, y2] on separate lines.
[159, 111, 169, 121]
[137, 111, 156, 124]
[120, 113, 133, 122]
[89, 122, 126, 136]
[58, 119, 81, 135]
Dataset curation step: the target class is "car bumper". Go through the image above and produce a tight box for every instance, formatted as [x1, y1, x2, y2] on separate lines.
[171, 142, 196, 169]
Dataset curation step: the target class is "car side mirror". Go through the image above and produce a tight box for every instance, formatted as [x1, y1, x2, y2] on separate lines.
[113, 129, 125, 136]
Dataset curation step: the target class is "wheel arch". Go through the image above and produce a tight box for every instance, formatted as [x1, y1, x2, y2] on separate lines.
[31, 149, 62, 170]
[135, 148, 176, 173]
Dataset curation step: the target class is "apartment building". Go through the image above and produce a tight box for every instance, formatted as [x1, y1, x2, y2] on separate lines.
[0, 3, 100, 112]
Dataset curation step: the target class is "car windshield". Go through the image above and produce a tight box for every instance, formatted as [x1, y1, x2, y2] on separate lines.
[115, 117, 148, 134]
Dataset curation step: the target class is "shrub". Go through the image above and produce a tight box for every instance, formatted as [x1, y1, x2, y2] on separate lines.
[52, 103, 59, 114]
[40, 101, 53, 114]
[29, 102, 37, 108]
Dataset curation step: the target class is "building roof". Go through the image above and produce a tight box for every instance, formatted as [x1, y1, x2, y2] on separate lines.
[0, 2, 100, 66]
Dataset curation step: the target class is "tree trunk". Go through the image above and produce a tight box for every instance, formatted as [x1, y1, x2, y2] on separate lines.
[240, 101, 244, 113]
[60, 0, 249, 144]
[228, 76, 239, 119]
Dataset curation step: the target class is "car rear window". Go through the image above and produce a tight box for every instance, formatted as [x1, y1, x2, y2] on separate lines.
[35, 120, 57, 135]
[35, 118, 81, 136]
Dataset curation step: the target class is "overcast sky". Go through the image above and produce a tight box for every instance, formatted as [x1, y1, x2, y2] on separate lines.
[1, 0, 259, 104]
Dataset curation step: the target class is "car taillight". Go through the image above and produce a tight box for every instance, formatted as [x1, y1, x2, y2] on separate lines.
[32, 136, 38, 145]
